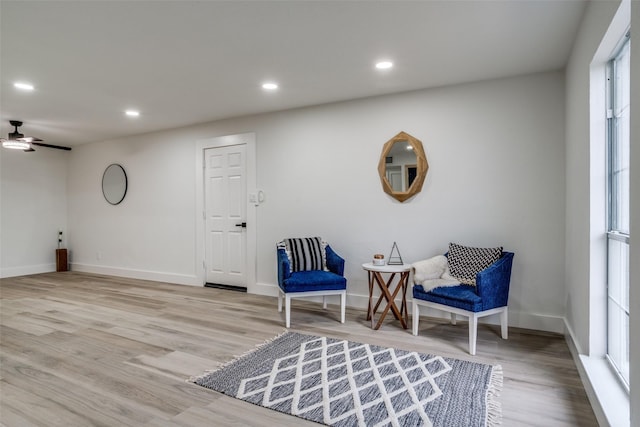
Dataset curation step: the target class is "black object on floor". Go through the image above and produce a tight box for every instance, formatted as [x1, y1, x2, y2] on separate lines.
[205, 283, 247, 293]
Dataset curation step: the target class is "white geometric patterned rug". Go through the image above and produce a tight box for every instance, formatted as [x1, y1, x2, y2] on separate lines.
[191, 332, 502, 427]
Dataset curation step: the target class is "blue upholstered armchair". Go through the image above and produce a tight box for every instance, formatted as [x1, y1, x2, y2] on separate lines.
[277, 238, 347, 328]
[412, 248, 514, 355]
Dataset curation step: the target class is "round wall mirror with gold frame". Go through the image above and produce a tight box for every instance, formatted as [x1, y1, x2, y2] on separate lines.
[377, 131, 428, 202]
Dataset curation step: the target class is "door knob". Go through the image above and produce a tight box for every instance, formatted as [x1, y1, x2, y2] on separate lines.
[235, 222, 247, 228]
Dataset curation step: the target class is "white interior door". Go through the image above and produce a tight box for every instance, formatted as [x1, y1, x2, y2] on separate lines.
[204, 145, 247, 287]
[387, 167, 402, 192]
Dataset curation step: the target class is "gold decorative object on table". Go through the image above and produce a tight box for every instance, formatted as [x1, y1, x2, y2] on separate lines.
[372, 253, 385, 266]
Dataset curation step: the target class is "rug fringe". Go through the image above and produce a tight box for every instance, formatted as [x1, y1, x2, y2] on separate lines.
[187, 329, 290, 383]
[486, 364, 503, 426]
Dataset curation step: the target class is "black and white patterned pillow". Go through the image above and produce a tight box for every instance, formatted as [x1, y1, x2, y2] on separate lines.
[280, 237, 327, 272]
[447, 243, 503, 285]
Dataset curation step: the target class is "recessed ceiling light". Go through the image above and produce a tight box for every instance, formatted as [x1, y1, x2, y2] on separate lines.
[14, 82, 34, 91]
[375, 61, 393, 70]
[262, 82, 278, 90]
[125, 110, 140, 117]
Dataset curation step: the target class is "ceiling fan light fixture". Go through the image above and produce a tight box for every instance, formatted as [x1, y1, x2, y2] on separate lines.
[125, 110, 140, 117]
[2, 120, 69, 152]
[2, 139, 31, 150]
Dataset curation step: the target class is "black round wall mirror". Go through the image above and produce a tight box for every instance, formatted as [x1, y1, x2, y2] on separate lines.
[102, 164, 128, 205]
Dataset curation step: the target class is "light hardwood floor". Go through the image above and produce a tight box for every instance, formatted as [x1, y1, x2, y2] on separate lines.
[0, 272, 597, 426]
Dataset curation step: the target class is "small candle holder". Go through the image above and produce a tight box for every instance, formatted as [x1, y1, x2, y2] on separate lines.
[372, 253, 385, 266]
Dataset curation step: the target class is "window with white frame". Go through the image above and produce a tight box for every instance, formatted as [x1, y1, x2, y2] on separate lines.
[606, 31, 630, 388]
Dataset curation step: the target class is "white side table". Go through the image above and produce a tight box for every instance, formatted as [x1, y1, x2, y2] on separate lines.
[362, 262, 411, 330]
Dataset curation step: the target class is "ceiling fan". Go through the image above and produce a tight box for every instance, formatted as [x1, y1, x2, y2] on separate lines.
[1, 120, 71, 152]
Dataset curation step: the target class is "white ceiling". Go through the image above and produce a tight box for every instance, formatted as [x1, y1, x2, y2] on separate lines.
[0, 0, 587, 147]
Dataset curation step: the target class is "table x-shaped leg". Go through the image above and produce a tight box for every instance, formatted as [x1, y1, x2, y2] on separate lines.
[367, 270, 409, 330]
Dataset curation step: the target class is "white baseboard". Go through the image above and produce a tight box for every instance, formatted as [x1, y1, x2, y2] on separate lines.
[0, 263, 56, 278]
[0, 268, 565, 334]
[251, 281, 280, 297]
[411, 305, 564, 332]
[506, 310, 565, 333]
[252, 282, 562, 333]
[71, 263, 200, 286]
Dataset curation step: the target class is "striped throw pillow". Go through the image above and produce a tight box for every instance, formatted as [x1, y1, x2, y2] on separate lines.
[281, 237, 327, 272]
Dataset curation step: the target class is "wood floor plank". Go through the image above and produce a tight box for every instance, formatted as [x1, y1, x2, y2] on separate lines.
[126, 351, 219, 382]
[0, 272, 597, 426]
[1, 369, 139, 427]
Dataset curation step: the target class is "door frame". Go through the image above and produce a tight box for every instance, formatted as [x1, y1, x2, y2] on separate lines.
[195, 132, 256, 291]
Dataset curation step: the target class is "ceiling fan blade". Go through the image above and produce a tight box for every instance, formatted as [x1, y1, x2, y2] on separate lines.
[31, 142, 72, 151]
[18, 136, 43, 142]
[24, 147, 36, 152]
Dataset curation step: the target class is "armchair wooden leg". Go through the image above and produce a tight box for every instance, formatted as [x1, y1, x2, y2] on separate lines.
[500, 308, 508, 339]
[412, 302, 420, 336]
[285, 295, 291, 328]
[340, 292, 346, 323]
[278, 291, 283, 313]
[323, 296, 327, 310]
[469, 314, 478, 356]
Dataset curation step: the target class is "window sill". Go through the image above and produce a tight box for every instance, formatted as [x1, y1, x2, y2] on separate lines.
[579, 354, 629, 427]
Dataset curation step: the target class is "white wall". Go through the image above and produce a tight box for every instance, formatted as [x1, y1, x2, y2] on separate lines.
[565, 0, 622, 357]
[564, 1, 640, 425]
[1, 147, 68, 277]
[67, 134, 198, 284]
[65, 71, 566, 332]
